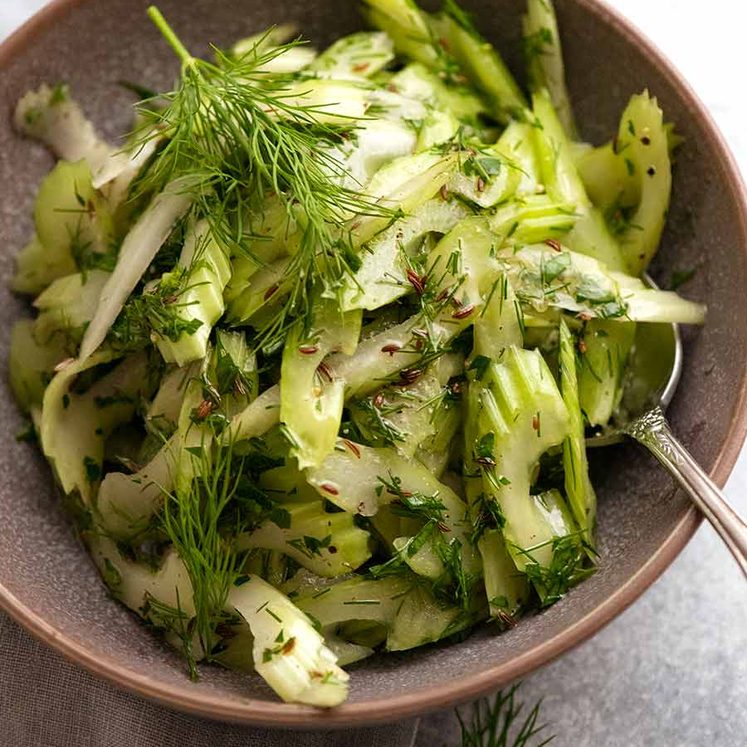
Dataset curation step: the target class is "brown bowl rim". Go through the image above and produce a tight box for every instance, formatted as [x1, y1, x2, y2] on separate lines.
[1, 0, 746, 729]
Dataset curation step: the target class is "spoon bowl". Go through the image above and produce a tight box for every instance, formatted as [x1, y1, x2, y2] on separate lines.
[594, 276, 747, 576]
[589, 275, 682, 448]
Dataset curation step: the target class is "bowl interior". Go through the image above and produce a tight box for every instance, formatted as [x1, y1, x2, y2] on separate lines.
[0, 0, 745, 727]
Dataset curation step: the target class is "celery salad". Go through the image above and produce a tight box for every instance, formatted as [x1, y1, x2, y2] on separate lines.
[9, 0, 705, 707]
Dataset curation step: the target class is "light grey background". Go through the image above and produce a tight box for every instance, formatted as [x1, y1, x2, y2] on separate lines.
[2, 2, 746, 746]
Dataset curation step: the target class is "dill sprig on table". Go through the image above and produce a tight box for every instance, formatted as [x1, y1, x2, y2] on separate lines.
[457, 684, 555, 747]
[140, 7, 393, 351]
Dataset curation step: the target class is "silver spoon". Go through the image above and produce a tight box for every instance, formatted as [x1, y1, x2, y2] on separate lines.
[589, 278, 747, 578]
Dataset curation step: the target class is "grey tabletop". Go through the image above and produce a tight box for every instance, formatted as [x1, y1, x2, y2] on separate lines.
[2, 1, 746, 746]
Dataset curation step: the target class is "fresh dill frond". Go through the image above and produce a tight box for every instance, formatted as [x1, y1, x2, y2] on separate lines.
[515, 533, 596, 607]
[457, 683, 555, 747]
[350, 396, 407, 446]
[378, 472, 447, 524]
[469, 490, 506, 545]
[69, 222, 118, 280]
[142, 593, 200, 680]
[432, 535, 477, 611]
[159, 428, 247, 668]
[140, 7, 394, 351]
[107, 264, 204, 352]
[371, 472, 477, 610]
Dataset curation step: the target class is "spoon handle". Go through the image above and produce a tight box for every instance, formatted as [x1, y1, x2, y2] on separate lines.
[625, 408, 747, 579]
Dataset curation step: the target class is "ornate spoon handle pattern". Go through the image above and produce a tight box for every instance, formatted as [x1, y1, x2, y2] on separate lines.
[625, 407, 747, 578]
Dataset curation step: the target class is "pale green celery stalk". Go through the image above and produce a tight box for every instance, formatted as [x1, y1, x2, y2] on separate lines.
[309, 31, 395, 80]
[321, 629, 375, 667]
[351, 151, 459, 246]
[281, 298, 361, 469]
[573, 93, 673, 276]
[465, 277, 529, 621]
[247, 45, 318, 74]
[472, 274, 523, 358]
[349, 372, 442, 457]
[416, 109, 461, 150]
[361, 0, 442, 69]
[531, 89, 627, 272]
[388, 62, 488, 124]
[341, 198, 470, 312]
[329, 315, 431, 399]
[334, 118, 418, 190]
[14, 84, 112, 172]
[523, 0, 577, 138]
[488, 195, 578, 246]
[431, 3, 527, 123]
[558, 320, 596, 540]
[224, 195, 298, 307]
[498, 121, 543, 196]
[13, 160, 112, 295]
[574, 141, 640, 212]
[615, 284, 705, 324]
[349, 356, 462, 462]
[615, 92, 673, 275]
[334, 215, 501, 398]
[227, 575, 349, 707]
[89, 534, 196, 619]
[282, 78, 369, 124]
[9, 319, 69, 413]
[228, 153, 457, 327]
[228, 216, 503, 443]
[97, 370, 204, 538]
[385, 581, 479, 650]
[470, 348, 572, 570]
[499, 244, 706, 325]
[41, 351, 154, 503]
[97, 437, 176, 537]
[337, 618, 390, 650]
[447, 149, 523, 211]
[476, 528, 529, 623]
[259, 464, 322, 503]
[306, 441, 467, 522]
[415, 397, 462, 477]
[155, 220, 232, 366]
[392, 526, 447, 583]
[211, 622, 256, 672]
[78, 179, 194, 361]
[577, 320, 636, 427]
[33, 270, 110, 346]
[236, 500, 372, 578]
[145, 364, 195, 435]
[225, 257, 292, 326]
[223, 385, 281, 444]
[33, 159, 113, 263]
[12, 235, 76, 297]
[306, 439, 481, 582]
[293, 572, 476, 652]
[294, 573, 411, 628]
[88, 533, 204, 659]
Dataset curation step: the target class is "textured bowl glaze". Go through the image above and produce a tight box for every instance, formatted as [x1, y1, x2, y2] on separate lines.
[1, 0, 746, 729]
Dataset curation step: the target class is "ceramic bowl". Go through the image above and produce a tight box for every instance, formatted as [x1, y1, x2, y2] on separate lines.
[1, 0, 746, 728]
